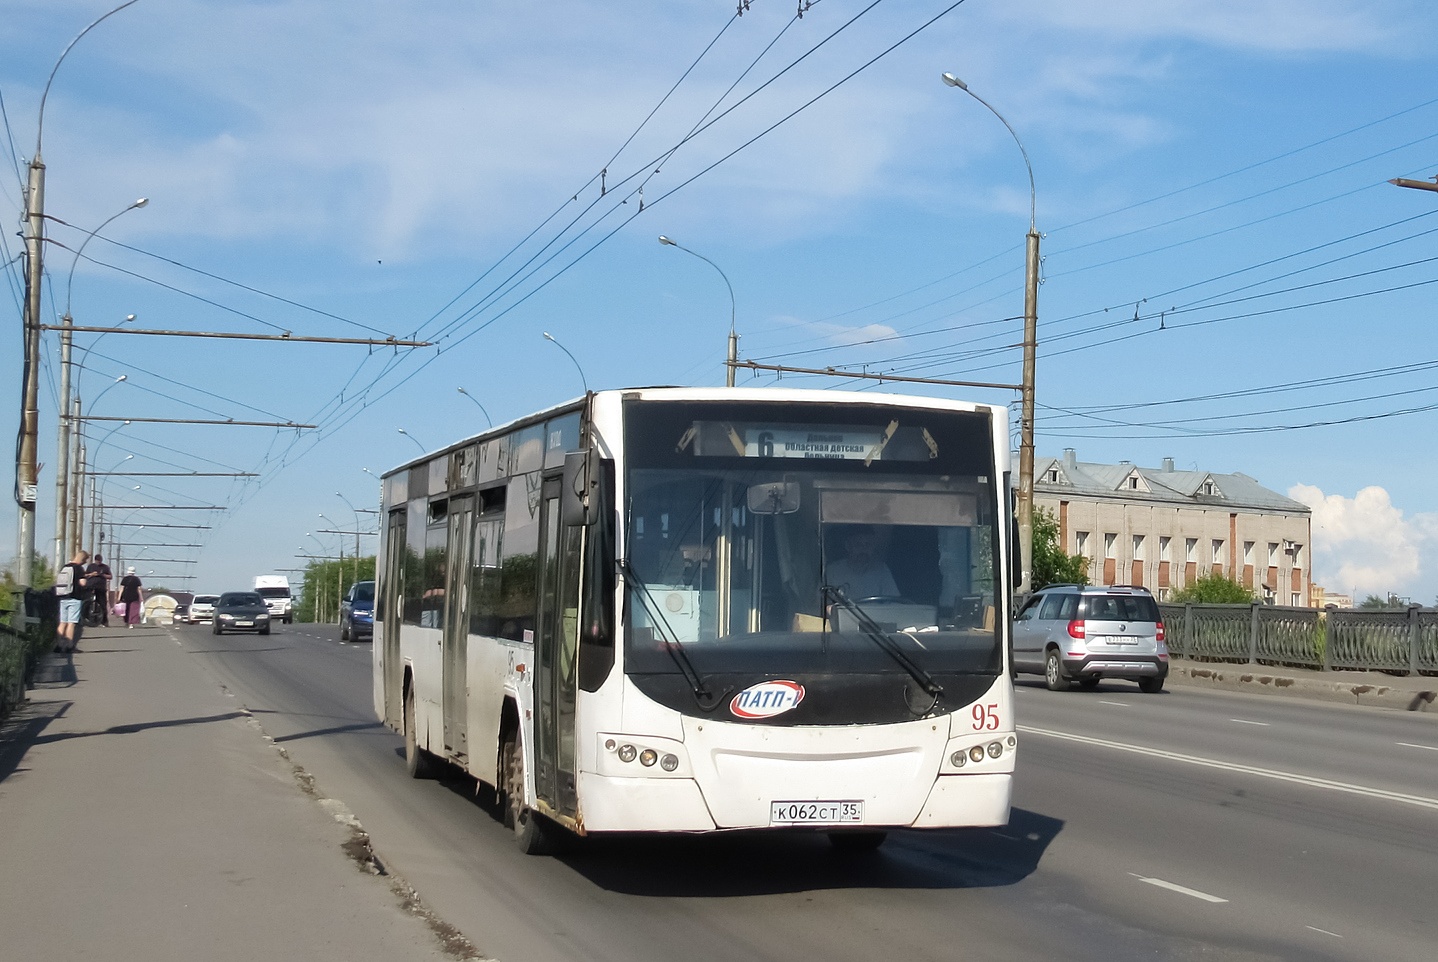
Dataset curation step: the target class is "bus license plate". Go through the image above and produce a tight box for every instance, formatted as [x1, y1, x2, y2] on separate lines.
[770, 800, 864, 825]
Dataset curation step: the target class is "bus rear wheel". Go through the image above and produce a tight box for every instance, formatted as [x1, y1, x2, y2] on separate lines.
[501, 730, 554, 855]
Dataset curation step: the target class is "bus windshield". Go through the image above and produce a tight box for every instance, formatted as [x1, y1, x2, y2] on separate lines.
[622, 399, 1003, 679]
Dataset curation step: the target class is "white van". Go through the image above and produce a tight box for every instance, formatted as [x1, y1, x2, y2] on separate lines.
[253, 575, 293, 624]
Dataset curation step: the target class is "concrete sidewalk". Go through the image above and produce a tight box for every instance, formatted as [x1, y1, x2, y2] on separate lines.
[1167, 656, 1438, 714]
[0, 623, 472, 962]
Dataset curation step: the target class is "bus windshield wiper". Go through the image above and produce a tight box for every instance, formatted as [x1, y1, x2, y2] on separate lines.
[617, 559, 719, 708]
[823, 586, 944, 701]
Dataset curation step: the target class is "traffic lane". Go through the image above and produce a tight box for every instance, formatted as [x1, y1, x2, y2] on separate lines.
[1013, 680, 1438, 801]
[1015, 727, 1435, 961]
[180, 629, 1261, 962]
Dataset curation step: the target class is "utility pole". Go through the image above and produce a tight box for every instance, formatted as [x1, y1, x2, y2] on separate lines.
[17, 156, 45, 587]
[53, 315, 74, 567]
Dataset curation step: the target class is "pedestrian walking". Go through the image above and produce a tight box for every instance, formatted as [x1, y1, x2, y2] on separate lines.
[119, 567, 145, 628]
[54, 550, 91, 653]
[85, 553, 113, 626]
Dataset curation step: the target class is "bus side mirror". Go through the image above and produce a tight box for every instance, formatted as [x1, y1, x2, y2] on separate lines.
[563, 451, 597, 526]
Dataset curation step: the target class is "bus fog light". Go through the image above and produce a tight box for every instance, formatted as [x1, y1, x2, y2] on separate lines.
[969, 746, 985, 763]
[639, 749, 658, 767]
[950, 750, 966, 767]
[617, 744, 637, 763]
[660, 753, 679, 772]
[1007, 736, 1016, 748]
[604, 738, 616, 751]
[987, 741, 1003, 759]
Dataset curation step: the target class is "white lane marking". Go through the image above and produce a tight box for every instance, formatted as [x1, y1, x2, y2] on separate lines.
[1229, 718, 1270, 727]
[1396, 742, 1438, 752]
[1128, 873, 1227, 903]
[1099, 701, 1128, 707]
[1305, 926, 1343, 939]
[1019, 725, 1438, 812]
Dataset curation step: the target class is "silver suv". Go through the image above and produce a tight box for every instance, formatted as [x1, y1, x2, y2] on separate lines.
[1013, 584, 1168, 692]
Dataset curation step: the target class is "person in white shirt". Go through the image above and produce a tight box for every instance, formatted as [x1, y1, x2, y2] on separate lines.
[825, 526, 899, 600]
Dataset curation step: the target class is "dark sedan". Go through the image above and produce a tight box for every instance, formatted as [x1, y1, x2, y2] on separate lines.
[212, 591, 272, 635]
[340, 580, 375, 641]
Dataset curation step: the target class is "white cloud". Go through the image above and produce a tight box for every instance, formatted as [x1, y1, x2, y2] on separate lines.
[1288, 483, 1436, 598]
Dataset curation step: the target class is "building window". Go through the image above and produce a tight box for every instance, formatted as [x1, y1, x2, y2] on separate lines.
[1047, 467, 1060, 482]
[1211, 539, 1224, 565]
[1075, 531, 1089, 557]
[1185, 538, 1197, 563]
[1290, 592, 1301, 606]
[1290, 543, 1304, 567]
[1202, 480, 1216, 496]
[1158, 587, 1171, 601]
[1128, 476, 1139, 490]
[1268, 542, 1278, 566]
[1104, 533, 1117, 559]
[1243, 541, 1254, 566]
[1159, 536, 1171, 562]
[1132, 534, 1145, 561]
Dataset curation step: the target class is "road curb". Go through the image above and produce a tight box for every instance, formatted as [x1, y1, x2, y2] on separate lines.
[1168, 662, 1438, 715]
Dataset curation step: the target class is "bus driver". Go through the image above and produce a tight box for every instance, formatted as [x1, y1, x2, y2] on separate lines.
[825, 525, 898, 600]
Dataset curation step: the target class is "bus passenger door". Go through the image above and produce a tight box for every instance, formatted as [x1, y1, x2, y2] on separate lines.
[382, 508, 406, 726]
[443, 495, 474, 761]
[535, 478, 581, 819]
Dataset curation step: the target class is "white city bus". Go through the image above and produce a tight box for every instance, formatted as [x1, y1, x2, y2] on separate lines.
[374, 387, 1017, 852]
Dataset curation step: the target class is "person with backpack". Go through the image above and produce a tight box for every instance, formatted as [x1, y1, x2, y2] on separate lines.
[54, 550, 91, 653]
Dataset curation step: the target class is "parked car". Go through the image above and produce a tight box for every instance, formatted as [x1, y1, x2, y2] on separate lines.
[1012, 584, 1168, 692]
[340, 580, 375, 642]
[212, 592, 272, 636]
[190, 594, 219, 624]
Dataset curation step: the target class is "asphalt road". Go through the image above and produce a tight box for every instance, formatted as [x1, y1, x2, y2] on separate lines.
[175, 621, 1437, 962]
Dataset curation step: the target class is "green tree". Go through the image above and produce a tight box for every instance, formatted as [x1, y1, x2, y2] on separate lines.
[1359, 592, 1405, 609]
[1031, 507, 1089, 590]
[1170, 573, 1254, 604]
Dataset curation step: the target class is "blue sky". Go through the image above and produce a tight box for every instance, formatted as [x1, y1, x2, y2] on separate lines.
[3, 0, 1436, 603]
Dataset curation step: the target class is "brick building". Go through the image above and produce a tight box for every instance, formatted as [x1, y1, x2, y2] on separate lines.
[1034, 450, 1312, 605]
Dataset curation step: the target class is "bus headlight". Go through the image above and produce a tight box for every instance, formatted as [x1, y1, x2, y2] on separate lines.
[968, 745, 985, 763]
[987, 741, 1003, 759]
[617, 744, 637, 763]
[660, 754, 679, 772]
[950, 750, 967, 767]
[639, 749, 658, 767]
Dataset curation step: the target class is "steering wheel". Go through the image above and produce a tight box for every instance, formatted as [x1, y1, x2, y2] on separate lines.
[854, 596, 916, 606]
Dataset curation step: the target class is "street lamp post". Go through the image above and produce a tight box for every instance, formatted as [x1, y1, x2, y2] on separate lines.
[86, 420, 130, 552]
[55, 201, 144, 567]
[658, 235, 739, 387]
[396, 428, 426, 454]
[941, 72, 1040, 596]
[15, 0, 142, 589]
[456, 387, 494, 428]
[541, 332, 589, 395]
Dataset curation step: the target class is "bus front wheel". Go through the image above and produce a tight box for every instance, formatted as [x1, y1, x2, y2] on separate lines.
[404, 684, 439, 779]
[501, 730, 554, 855]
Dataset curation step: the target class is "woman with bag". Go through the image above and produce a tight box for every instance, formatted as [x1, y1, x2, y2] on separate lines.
[119, 567, 145, 628]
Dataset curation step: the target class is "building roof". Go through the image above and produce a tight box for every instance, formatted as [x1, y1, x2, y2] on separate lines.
[1033, 451, 1309, 515]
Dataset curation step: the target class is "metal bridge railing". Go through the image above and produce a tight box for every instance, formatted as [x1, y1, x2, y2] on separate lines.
[1159, 603, 1437, 674]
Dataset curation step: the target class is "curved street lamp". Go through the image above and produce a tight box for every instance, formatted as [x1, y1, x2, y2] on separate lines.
[456, 387, 494, 428]
[541, 331, 589, 395]
[17, 0, 143, 586]
[658, 235, 738, 386]
[396, 427, 426, 454]
[941, 71, 1040, 595]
